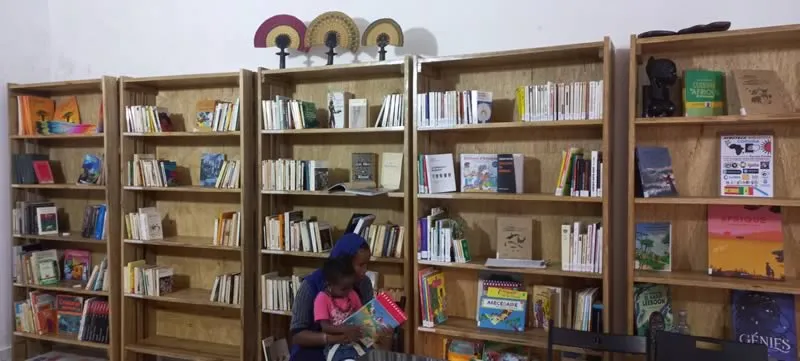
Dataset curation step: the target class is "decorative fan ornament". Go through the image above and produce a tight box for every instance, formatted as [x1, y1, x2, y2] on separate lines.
[253, 15, 309, 69]
[305, 11, 360, 65]
[362, 18, 404, 61]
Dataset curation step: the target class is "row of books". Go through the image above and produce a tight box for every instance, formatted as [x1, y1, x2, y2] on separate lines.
[13, 247, 108, 292]
[555, 148, 603, 198]
[374, 93, 405, 127]
[214, 212, 243, 247]
[261, 159, 329, 191]
[419, 153, 524, 194]
[195, 99, 241, 132]
[262, 211, 333, 252]
[127, 154, 176, 187]
[124, 105, 171, 133]
[415, 90, 493, 128]
[123, 208, 164, 241]
[15, 292, 109, 344]
[417, 208, 462, 262]
[125, 263, 174, 297]
[13, 201, 59, 236]
[211, 272, 242, 305]
[362, 223, 406, 259]
[516, 81, 605, 122]
[261, 97, 318, 130]
[12, 153, 104, 185]
[561, 222, 603, 274]
[200, 154, 241, 188]
[261, 273, 305, 312]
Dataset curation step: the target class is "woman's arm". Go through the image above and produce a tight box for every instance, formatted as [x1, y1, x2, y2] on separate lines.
[290, 281, 346, 347]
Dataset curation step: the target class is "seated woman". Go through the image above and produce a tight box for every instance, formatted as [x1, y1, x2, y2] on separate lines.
[289, 233, 376, 361]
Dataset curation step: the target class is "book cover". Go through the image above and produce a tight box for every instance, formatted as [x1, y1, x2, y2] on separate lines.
[732, 69, 795, 116]
[63, 249, 91, 282]
[447, 339, 484, 361]
[327, 91, 352, 128]
[531, 286, 553, 329]
[495, 216, 533, 260]
[732, 290, 797, 361]
[633, 283, 672, 336]
[32, 160, 54, 184]
[196, 100, 218, 131]
[473, 91, 493, 124]
[78, 154, 103, 185]
[683, 69, 725, 116]
[425, 154, 456, 193]
[634, 222, 672, 271]
[200, 153, 225, 187]
[423, 270, 447, 326]
[461, 154, 498, 192]
[56, 295, 83, 337]
[481, 341, 529, 361]
[478, 287, 528, 332]
[352, 153, 378, 187]
[635, 146, 678, 198]
[349, 98, 368, 128]
[708, 205, 784, 280]
[54, 96, 81, 123]
[720, 135, 773, 198]
[300, 101, 319, 128]
[496, 154, 523, 194]
[341, 292, 407, 348]
[36, 206, 59, 235]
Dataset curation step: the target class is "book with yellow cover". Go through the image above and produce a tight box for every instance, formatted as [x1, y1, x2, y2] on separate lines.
[54, 96, 81, 123]
[708, 205, 784, 280]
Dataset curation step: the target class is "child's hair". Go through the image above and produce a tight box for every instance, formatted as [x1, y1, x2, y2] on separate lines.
[322, 256, 356, 286]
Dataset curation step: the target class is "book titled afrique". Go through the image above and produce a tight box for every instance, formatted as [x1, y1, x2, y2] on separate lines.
[341, 292, 407, 349]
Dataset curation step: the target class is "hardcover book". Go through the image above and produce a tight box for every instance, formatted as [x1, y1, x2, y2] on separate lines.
[732, 290, 797, 361]
[32, 160, 54, 184]
[634, 147, 678, 198]
[708, 205, 784, 280]
[342, 292, 407, 348]
[200, 153, 225, 187]
[478, 287, 528, 332]
[683, 69, 725, 116]
[732, 69, 795, 116]
[633, 283, 672, 336]
[634, 222, 672, 271]
[78, 154, 103, 185]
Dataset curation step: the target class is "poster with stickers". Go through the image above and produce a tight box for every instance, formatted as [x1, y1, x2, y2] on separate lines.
[719, 134, 773, 198]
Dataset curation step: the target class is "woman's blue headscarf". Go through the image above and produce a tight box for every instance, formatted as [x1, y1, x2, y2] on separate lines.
[289, 233, 368, 361]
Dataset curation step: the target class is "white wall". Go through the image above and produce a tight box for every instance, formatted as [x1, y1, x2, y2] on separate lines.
[1, 0, 799, 352]
[0, 0, 51, 356]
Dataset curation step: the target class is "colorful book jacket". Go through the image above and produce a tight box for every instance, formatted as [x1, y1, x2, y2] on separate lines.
[341, 292, 407, 348]
[200, 153, 225, 187]
[635, 146, 678, 198]
[633, 283, 672, 336]
[478, 287, 527, 332]
[708, 205, 784, 280]
[419, 269, 447, 327]
[732, 290, 797, 361]
[56, 295, 84, 338]
[447, 339, 484, 361]
[634, 222, 672, 271]
[461, 154, 498, 192]
[77, 154, 103, 184]
[63, 249, 91, 282]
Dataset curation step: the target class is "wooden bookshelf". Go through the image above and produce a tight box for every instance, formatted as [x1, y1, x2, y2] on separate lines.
[624, 24, 800, 343]
[8, 77, 120, 360]
[119, 71, 258, 361]
[256, 59, 414, 356]
[411, 40, 615, 359]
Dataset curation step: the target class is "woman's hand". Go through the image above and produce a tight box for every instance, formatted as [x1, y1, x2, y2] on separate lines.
[341, 325, 363, 343]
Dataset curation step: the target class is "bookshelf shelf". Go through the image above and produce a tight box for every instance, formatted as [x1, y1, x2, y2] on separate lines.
[122, 185, 241, 193]
[261, 126, 405, 135]
[262, 309, 293, 316]
[124, 288, 239, 309]
[11, 183, 106, 190]
[8, 76, 120, 360]
[257, 60, 414, 355]
[120, 70, 257, 361]
[417, 192, 603, 203]
[13, 332, 109, 350]
[123, 237, 240, 252]
[261, 190, 405, 198]
[412, 40, 615, 359]
[417, 259, 603, 279]
[634, 196, 800, 207]
[624, 24, 800, 343]
[13, 282, 109, 296]
[634, 271, 800, 295]
[634, 113, 800, 126]
[417, 119, 604, 132]
[125, 336, 239, 361]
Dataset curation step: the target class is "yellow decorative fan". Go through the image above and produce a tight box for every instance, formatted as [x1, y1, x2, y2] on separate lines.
[305, 11, 360, 65]
[362, 18, 404, 61]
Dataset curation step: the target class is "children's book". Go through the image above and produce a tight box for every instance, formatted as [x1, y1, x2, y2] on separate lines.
[78, 154, 103, 185]
[447, 339, 484, 361]
[54, 96, 81, 123]
[633, 283, 672, 336]
[200, 153, 225, 187]
[708, 205, 784, 280]
[478, 287, 528, 332]
[419, 268, 447, 327]
[63, 249, 91, 282]
[732, 290, 797, 361]
[341, 292, 407, 349]
[634, 222, 672, 271]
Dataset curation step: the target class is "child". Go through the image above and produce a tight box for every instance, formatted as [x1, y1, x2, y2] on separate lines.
[314, 257, 366, 361]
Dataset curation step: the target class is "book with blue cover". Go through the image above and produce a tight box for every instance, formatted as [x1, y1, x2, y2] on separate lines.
[200, 153, 225, 187]
[478, 287, 527, 332]
[732, 290, 797, 361]
[341, 292, 407, 349]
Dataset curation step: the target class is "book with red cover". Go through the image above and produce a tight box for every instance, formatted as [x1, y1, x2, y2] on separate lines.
[342, 292, 407, 348]
[32, 160, 54, 184]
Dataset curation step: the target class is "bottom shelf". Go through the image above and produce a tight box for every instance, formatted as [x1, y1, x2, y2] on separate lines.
[13, 331, 109, 350]
[417, 316, 598, 355]
[126, 336, 239, 361]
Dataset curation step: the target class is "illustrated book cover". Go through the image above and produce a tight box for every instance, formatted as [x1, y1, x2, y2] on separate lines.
[634, 222, 672, 271]
[732, 290, 797, 361]
[496, 216, 533, 260]
[63, 249, 91, 282]
[708, 205, 784, 280]
[720, 134, 773, 198]
[200, 153, 225, 187]
[633, 283, 672, 336]
[634, 146, 678, 198]
[341, 292, 407, 348]
[732, 69, 795, 116]
[478, 287, 528, 332]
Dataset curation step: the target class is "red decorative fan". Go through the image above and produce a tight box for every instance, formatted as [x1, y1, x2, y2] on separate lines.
[253, 15, 309, 69]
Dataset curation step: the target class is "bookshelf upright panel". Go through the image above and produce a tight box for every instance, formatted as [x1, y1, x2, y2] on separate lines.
[256, 60, 414, 357]
[411, 40, 615, 359]
[119, 71, 258, 361]
[8, 77, 121, 361]
[625, 25, 800, 341]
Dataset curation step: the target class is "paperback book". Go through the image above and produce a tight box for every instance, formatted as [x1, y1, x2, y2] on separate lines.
[342, 292, 408, 348]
